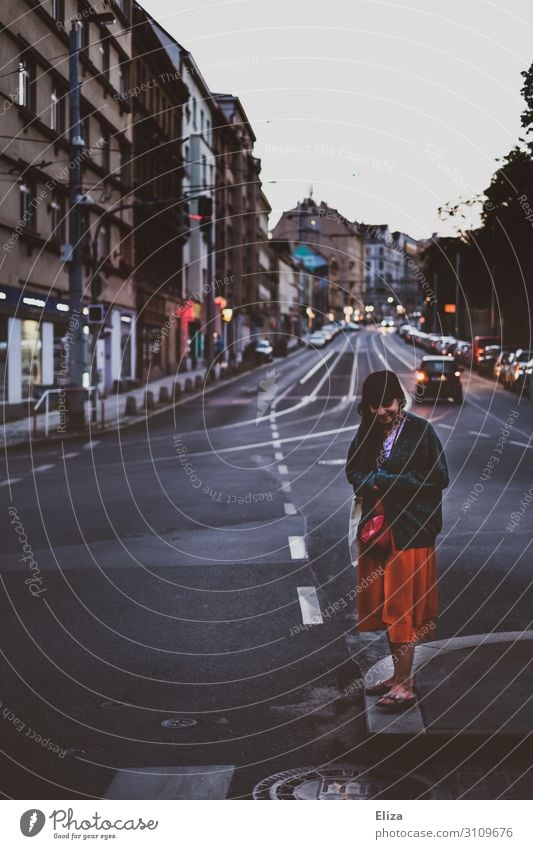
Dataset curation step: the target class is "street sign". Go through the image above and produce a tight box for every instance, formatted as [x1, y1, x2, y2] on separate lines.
[87, 304, 104, 324]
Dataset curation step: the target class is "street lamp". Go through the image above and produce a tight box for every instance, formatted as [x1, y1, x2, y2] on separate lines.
[66, 7, 116, 432]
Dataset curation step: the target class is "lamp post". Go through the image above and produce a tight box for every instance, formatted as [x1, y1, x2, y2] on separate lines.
[65, 8, 115, 432]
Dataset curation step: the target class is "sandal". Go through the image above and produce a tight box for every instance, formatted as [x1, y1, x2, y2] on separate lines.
[375, 693, 416, 712]
[364, 681, 393, 696]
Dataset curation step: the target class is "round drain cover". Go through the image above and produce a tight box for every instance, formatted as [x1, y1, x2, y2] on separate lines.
[161, 718, 197, 729]
[253, 765, 440, 800]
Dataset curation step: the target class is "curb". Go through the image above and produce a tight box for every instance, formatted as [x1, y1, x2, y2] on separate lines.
[3, 347, 307, 451]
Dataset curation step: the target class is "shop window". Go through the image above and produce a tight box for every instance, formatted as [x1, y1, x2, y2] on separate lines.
[19, 181, 36, 227]
[0, 317, 7, 402]
[120, 315, 132, 378]
[49, 195, 64, 240]
[21, 319, 42, 399]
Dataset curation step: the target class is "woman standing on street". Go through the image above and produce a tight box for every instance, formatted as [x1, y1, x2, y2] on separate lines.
[345, 370, 449, 711]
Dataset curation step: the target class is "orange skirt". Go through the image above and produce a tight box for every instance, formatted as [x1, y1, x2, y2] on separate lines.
[356, 498, 438, 644]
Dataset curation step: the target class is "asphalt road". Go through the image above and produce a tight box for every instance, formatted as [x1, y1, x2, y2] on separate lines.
[2, 327, 533, 800]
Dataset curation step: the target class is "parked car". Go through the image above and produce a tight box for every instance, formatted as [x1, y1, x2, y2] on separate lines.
[472, 335, 501, 370]
[414, 356, 464, 404]
[447, 340, 472, 366]
[493, 350, 512, 384]
[319, 324, 337, 342]
[506, 348, 533, 393]
[398, 323, 413, 338]
[254, 339, 273, 364]
[434, 336, 456, 355]
[307, 331, 327, 348]
[424, 333, 444, 353]
[341, 321, 361, 332]
[477, 343, 514, 377]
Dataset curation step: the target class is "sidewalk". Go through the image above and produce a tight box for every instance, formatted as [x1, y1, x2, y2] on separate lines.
[2, 363, 225, 448]
[363, 631, 533, 737]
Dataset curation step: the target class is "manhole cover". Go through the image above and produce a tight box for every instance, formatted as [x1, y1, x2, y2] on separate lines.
[253, 765, 441, 800]
[161, 718, 198, 729]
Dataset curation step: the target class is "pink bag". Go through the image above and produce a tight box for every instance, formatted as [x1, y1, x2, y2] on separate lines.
[358, 513, 385, 544]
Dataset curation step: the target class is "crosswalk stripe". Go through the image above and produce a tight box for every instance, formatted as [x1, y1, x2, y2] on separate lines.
[297, 586, 323, 624]
[105, 765, 235, 800]
[289, 535, 307, 560]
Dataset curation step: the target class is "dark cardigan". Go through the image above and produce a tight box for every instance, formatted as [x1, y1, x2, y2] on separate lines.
[345, 410, 449, 550]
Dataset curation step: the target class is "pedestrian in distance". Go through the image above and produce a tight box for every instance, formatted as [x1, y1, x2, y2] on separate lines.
[345, 370, 449, 711]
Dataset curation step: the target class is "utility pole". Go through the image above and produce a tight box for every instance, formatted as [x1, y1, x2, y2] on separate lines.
[66, 18, 86, 431]
[454, 251, 461, 339]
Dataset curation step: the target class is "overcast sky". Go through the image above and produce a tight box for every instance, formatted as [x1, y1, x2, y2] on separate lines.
[144, 0, 532, 239]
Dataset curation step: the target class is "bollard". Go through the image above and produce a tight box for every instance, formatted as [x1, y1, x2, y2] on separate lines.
[143, 390, 154, 410]
[172, 382, 182, 402]
[159, 385, 170, 404]
[194, 375, 203, 390]
[124, 396, 137, 416]
[184, 378, 193, 393]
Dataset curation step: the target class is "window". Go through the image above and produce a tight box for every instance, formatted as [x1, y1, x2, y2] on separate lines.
[202, 154, 207, 188]
[19, 181, 34, 225]
[118, 62, 129, 98]
[50, 0, 64, 24]
[99, 131, 110, 171]
[50, 89, 62, 132]
[97, 222, 111, 263]
[99, 38, 110, 80]
[17, 59, 33, 109]
[49, 196, 64, 240]
[192, 98, 197, 128]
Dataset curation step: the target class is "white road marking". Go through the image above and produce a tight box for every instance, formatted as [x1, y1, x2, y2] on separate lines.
[1, 478, 22, 487]
[33, 464, 55, 473]
[83, 440, 100, 450]
[299, 350, 335, 384]
[281, 481, 292, 494]
[297, 586, 323, 624]
[437, 423, 453, 430]
[278, 464, 289, 475]
[318, 459, 345, 466]
[468, 430, 491, 438]
[284, 503, 297, 515]
[510, 440, 533, 449]
[271, 430, 279, 439]
[62, 452, 80, 459]
[274, 451, 284, 461]
[289, 536, 308, 560]
[105, 765, 235, 800]
[273, 440, 282, 448]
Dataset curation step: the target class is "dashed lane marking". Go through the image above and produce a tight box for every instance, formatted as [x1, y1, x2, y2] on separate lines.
[297, 586, 323, 625]
[273, 440, 282, 448]
[278, 464, 289, 475]
[468, 431, 491, 438]
[318, 459, 346, 466]
[281, 481, 292, 494]
[510, 440, 533, 449]
[289, 536, 308, 560]
[284, 503, 297, 515]
[1, 478, 22, 487]
[62, 452, 80, 459]
[33, 464, 55, 473]
[299, 350, 336, 384]
[83, 440, 100, 450]
[274, 451, 284, 461]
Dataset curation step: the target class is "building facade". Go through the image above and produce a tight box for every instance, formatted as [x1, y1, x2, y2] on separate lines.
[131, 3, 189, 380]
[271, 197, 366, 323]
[0, 0, 135, 416]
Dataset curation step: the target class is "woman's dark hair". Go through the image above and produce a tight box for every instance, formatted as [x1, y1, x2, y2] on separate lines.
[353, 370, 406, 472]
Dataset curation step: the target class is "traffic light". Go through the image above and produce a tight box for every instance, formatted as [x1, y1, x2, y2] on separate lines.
[197, 195, 213, 232]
